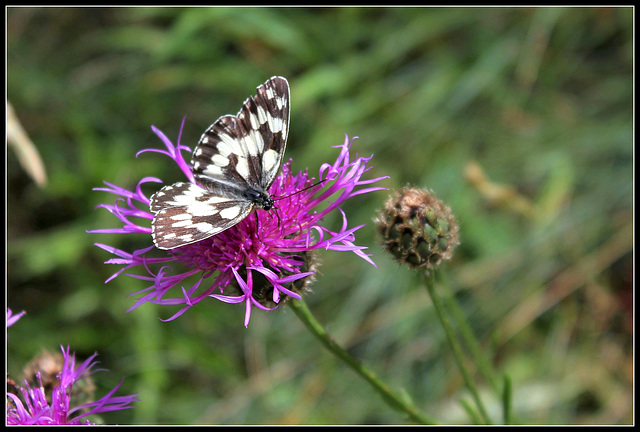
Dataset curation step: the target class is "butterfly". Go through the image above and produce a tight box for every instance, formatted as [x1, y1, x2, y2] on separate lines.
[150, 76, 290, 250]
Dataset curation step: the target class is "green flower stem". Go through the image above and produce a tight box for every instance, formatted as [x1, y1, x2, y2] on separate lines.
[458, 398, 483, 424]
[438, 273, 513, 423]
[423, 272, 492, 425]
[440, 278, 501, 396]
[289, 297, 439, 425]
[502, 374, 512, 425]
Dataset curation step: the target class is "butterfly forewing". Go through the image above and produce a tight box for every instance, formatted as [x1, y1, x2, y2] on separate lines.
[150, 77, 290, 250]
[150, 182, 253, 249]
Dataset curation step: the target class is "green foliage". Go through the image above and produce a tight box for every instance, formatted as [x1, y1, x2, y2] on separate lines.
[7, 7, 632, 425]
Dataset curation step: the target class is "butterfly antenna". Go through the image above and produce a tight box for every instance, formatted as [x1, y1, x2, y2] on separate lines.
[273, 178, 327, 201]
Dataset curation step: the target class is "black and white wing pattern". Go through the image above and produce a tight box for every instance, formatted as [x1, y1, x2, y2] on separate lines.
[150, 76, 290, 250]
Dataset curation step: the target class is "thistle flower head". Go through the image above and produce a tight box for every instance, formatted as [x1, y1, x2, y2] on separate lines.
[6, 346, 138, 425]
[91, 118, 387, 327]
[376, 186, 459, 270]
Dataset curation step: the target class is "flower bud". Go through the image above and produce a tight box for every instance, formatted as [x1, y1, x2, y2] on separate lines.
[376, 187, 459, 270]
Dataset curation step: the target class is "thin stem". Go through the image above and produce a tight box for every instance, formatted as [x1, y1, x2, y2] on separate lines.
[458, 398, 483, 424]
[289, 297, 439, 425]
[423, 272, 493, 425]
[440, 275, 501, 396]
[502, 374, 513, 425]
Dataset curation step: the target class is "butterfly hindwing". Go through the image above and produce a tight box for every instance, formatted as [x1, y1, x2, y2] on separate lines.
[150, 77, 290, 250]
[237, 76, 290, 188]
[191, 76, 290, 190]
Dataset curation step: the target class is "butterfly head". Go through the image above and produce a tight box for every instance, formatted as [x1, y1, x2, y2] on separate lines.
[243, 185, 274, 211]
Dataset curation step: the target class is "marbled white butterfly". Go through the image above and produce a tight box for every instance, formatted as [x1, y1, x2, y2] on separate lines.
[150, 76, 290, 250]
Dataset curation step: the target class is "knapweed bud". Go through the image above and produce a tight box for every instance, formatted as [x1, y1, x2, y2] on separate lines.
[376, 186, 459, 270]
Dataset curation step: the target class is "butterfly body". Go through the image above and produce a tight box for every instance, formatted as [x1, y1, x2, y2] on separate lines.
[150, 76, 290, 250]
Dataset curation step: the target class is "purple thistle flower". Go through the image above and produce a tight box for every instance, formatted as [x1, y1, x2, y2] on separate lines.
[6, 346, 138, 425]
[91, 118, 388, 327]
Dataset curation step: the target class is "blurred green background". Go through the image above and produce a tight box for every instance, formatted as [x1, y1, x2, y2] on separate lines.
[7, 7, 632, 425]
